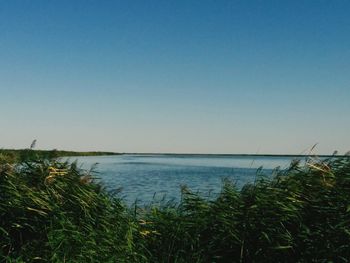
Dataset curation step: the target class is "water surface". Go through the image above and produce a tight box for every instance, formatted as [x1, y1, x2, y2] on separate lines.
[68, 154, 302, 205]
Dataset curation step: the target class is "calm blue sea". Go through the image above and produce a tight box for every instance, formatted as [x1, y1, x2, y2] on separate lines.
[67, 154, 304, 205]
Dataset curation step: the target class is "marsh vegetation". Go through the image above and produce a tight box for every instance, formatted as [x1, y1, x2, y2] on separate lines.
[1, 151, 349, 262]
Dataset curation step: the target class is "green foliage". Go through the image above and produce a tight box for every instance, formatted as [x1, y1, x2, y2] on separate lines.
[1, 155, 350, 262]
[137, 157, 350, 262]
[0, 159, 140, 262]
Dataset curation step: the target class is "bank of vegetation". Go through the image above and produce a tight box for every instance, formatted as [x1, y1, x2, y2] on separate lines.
[0, 149, 119, 163]
[0, 151, 349, 262]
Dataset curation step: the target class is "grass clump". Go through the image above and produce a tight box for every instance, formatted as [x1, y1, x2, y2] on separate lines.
[0, 157, 141, 262]
[1, 153, 350, 262]
[137, 157, 350, 262]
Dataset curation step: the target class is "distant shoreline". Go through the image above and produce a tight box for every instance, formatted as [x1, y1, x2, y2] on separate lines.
[0, 149, 121, 160]
[123, 152, 347, 158]
[1, 149, 347, 159]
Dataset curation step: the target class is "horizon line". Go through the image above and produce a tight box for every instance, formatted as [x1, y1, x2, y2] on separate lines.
[1, 148, 348, 158]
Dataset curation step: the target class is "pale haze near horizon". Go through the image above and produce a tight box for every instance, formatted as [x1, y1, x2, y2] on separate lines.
[0, 1, 349, 155]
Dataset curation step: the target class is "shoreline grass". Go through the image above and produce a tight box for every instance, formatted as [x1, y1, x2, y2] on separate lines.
[1, 152, 349, 262]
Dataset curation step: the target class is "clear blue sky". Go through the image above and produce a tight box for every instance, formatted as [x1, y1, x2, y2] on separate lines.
[1, 0, 349, 154]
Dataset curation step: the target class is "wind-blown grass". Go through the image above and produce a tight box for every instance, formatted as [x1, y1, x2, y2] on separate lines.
[1, 152, 349, 262]
[0, 157, 141, 262]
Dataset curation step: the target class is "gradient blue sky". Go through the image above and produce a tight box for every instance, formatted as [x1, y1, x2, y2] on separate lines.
[1, 0, 349, 154]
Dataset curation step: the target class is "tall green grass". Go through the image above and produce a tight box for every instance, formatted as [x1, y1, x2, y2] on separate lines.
[136, 157, 350, 262]
[1, 152, 350, 262]
[0, 157, 141, 262]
